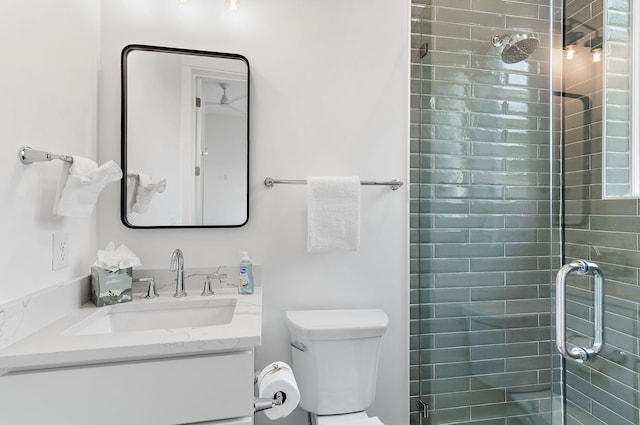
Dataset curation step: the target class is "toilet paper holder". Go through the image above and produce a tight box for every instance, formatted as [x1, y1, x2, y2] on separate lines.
[254, 362, 298, 417]
[254, 391, 285, 413]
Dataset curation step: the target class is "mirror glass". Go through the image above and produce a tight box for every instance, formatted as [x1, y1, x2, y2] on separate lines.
[121, 45, 249, 227]
[603, 2, 635, 197]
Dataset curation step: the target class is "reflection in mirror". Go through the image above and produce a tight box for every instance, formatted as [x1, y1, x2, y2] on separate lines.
[603, 2, 635, 197]
[121, 45, 249, 227]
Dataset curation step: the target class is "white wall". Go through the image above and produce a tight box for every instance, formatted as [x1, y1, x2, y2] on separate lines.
[0, 0, 100, 304]
[98, 1, 408, 424]
[126, 52, 183, 226]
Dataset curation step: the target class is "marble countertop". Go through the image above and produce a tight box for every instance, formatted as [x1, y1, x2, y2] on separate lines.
[0, 288, 261, 372]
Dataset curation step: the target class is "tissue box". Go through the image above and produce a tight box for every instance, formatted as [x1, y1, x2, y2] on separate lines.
[91, 266, 133, 307]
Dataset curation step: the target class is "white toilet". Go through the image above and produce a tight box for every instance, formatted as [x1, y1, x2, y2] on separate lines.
[285, 309, 389, 425]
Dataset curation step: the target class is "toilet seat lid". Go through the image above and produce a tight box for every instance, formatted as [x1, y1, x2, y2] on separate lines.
[314, 412, 385, 425]
[334, 417, 384, 425]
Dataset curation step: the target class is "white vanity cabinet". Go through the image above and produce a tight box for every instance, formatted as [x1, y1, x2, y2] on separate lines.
[0, 350, 255, 425]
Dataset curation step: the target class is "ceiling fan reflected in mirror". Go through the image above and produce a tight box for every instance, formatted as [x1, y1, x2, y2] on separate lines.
[205, 82, 246, 114]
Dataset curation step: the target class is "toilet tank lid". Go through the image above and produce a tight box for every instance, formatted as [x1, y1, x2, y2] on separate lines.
[286, 309, 389, 340]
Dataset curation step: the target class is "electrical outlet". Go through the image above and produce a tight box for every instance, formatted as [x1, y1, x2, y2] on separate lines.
[52, 232, 69, 271]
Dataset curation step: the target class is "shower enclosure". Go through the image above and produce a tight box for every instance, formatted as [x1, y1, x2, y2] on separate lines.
[410, 0, 640, 424]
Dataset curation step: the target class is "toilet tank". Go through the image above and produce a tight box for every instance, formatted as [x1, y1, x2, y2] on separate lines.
[285, 309, 388, 415]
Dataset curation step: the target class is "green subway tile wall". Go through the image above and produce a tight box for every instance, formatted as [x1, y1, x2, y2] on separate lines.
[410, 1, 556, 423]
[563, 1, 640, 424]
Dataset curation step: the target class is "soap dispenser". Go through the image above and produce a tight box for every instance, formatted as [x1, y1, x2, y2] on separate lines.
[238, 251, 254, 294]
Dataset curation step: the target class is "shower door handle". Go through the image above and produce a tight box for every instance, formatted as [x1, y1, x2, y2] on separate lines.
[555, 259, 604, 362]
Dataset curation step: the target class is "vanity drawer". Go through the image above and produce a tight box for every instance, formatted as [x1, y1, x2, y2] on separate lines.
[0, 350, 254, 425]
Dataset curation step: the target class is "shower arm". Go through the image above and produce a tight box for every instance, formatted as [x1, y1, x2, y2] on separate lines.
[491, 34, 510, 47]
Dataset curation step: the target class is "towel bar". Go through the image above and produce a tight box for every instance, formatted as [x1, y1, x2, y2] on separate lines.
[19, 146, 74, 164]
[264, 177, 403, 190]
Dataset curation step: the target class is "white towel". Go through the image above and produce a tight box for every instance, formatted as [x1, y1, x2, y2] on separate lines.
[307, 176, 361, 252]
[53, 156, 122, 217]
[126, 174, 139, 213]
[129, 173, 167, 214]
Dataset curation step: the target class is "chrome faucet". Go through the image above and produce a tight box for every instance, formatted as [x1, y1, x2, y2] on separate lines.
[170, 249, 186, 297]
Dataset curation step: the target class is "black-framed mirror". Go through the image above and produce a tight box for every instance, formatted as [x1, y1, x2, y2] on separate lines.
[121, 45, 249, 228]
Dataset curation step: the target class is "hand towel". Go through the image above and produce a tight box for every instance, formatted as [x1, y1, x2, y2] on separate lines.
[307, 176, 361, 252]
[53, 156, 123, 217]
[126, 174, 139, 213]
[130, 173, 166, 214]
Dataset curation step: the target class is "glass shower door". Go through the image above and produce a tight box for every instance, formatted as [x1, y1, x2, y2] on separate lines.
[410, 0, 640, 423]
[557, 0, 640, 423]
[409, 2, 558, 424]
[557, 150, 640, 425]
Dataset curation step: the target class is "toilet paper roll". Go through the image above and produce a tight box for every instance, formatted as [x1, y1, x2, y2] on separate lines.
[257, 361, 300, 420]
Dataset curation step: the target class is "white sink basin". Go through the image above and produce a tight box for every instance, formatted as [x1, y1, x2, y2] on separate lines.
[0, 288, 262, 372]
[63, 298, 237, 336]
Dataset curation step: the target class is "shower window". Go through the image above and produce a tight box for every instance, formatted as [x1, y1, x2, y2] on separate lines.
[602, 0, 636, 197]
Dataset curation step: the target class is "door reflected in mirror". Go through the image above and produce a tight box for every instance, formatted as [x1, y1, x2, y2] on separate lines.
[121, 45, 249, 228]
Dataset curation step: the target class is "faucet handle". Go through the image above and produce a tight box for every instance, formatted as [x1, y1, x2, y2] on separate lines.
[134, 277, 159, 299]
[201, 276, 215, 296]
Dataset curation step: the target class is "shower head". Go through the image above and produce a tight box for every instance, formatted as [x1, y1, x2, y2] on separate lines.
[491, 33, 540, 64]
